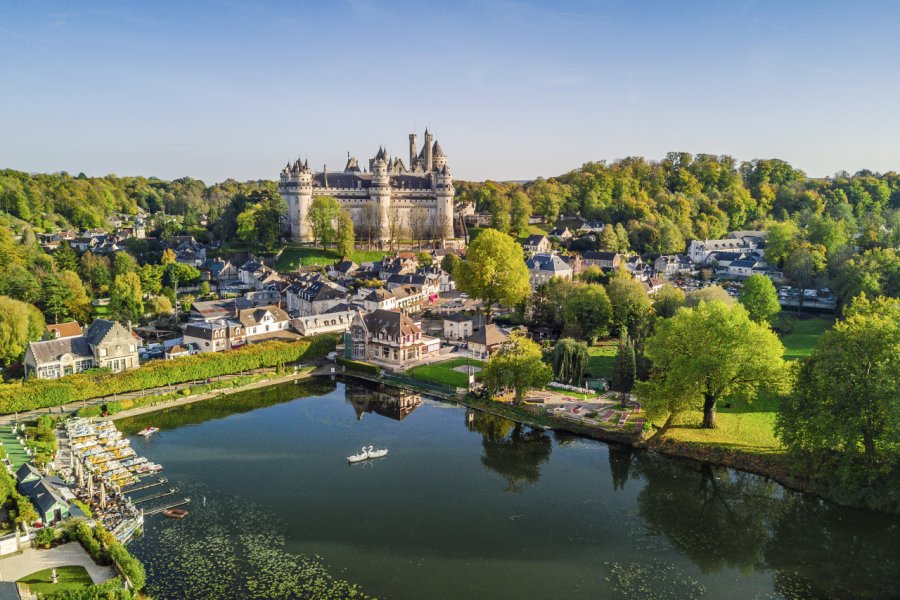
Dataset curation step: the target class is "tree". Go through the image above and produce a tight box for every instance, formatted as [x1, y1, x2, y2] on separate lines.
[561, 283, 612, 343]
[483, 331, 552, 404]
[150, 295, 173, 317]
[611, 334, 636, 400]
[508, 190, 532, 238]
[739, 274, 780, 324]
[307, 195, 340, 249]
[440, 252, 460, 274]
[606, 277, 651, 338]
[455, 229, 530, 323]
[53, 241, 79, 272]
[684, 285, 735, 308]
[550, 338, 589, 386]
[0, 296, 44, 365]
[335, 209, 355, 258]
[784, 241, 827, 314]
[110, 272, 143, 324]
[637, 301, 788, 429]
[776, 295, 899, 511]
[652, 284, 685, 318]
[764, 220, 800, 267]
[40, 273, 72, 323]
[58, 270, 92, 323]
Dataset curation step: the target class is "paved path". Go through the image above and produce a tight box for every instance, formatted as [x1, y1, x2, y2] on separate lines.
[0, 542, 116, 584]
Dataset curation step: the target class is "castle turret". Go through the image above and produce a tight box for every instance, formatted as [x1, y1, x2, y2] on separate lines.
[409, 133, 417, 170]
[424, 128, 433, 171]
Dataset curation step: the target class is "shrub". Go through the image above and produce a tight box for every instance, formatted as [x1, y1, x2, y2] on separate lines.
[34, 526, 56, 548]
[336, 357, 380, 376]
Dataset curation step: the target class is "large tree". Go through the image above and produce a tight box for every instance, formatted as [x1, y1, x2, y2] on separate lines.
[561, 283, 612, 343]
[637, 300, 788, 429]
[739, 274, 780, 324]
[0, 296, 45, 366]
[307, 195, 340, 249]
[455, 228, 530, 323]
[335, 209, 355, 258]
[776, 295, 899, 510]
[606, 277, 652, 339]
[110, 272, 144, 324]
[483, 331, 552, 404]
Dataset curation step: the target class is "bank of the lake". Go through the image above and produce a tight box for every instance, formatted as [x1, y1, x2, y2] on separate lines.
[119, 379, 899, 600]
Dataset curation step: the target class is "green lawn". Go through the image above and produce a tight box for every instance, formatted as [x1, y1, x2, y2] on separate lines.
[17, 566, 94, 595]
[407, 358, 484, 388]
[276, 245, 388, 272]
[780, 316, 832, 360]
[586, 340, 617, 379]
[652, 391, 783, 455]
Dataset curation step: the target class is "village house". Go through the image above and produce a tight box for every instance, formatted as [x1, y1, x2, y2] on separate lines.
[443, 312, 474, 340]
[24, 319, 139, 380]
[525, 253, 574, 287]
[182, 320, 246, 352]
[292, 307, 358, 337]
[238, 305, 293, 341]
[345, 309, 440, 367]
[522, 234, 551, 254]
[654, 254, 693, 278]
[467, 324, 509, 358]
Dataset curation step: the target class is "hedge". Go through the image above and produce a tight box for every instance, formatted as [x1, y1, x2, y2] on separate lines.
[336, 357, 381, 376]
[0, 334, 338, 414]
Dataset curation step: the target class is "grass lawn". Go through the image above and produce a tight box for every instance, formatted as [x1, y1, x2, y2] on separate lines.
[17, 566, 94, 595]
[586, 340, 617, 379]
[407, 358, 484, 388]
[276, 245, 388, 272]
[780, 316, 832, 360]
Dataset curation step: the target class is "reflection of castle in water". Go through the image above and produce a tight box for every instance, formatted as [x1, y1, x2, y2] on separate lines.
[346, 382, 423, 421]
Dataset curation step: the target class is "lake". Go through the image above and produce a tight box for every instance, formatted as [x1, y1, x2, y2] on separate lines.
[120, 379, 899, 599]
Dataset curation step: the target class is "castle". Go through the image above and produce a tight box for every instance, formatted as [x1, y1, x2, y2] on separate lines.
[279, 129, 455, 243]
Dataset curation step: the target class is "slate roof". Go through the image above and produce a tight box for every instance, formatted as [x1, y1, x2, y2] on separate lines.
[526, 253, 572, 273]
[27, 336, 93, 364]
[362, 309, 421, 337]
[469, 324, 508, 347]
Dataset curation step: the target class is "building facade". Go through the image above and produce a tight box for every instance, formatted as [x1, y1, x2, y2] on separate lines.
[279, 130, 455, 243]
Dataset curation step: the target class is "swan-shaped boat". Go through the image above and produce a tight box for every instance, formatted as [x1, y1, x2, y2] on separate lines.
[347, 447, 369, 463]
[366, 445, 389, 459]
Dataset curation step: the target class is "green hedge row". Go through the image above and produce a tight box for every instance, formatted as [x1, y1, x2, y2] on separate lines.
[0, 334, 338, 414]
[336, 356, 381, 376]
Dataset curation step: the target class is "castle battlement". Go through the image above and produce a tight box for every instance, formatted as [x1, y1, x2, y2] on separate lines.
[279, 130, 454, 243]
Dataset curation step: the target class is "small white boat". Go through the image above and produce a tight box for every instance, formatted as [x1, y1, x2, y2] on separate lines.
[137, 427, 159, 437]
[366, 445, 389, 459]
[347, 447, 369, 463]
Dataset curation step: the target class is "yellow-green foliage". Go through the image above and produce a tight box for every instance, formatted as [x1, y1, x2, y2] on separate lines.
[0, 335, 337, 413]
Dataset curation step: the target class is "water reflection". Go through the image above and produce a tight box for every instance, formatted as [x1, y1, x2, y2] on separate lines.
[466, 410, 552, 492]
[345, 381, 423, 421]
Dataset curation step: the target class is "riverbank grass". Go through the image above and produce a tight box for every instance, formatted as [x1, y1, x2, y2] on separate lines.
[17, 566, 93, 595]
[652, 392, 783, 455]
[407, 358, 484, 388]
[276, 245, 387, 272]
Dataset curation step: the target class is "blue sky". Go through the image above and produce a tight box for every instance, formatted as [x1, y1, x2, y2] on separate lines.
[1, 1, 899, 183]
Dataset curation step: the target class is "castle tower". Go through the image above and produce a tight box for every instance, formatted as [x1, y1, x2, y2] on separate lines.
[435, 162, 455, 240]
[424, 128, 433, 171]
[371, 150, 392, 241]
[408, 133, 417, 170]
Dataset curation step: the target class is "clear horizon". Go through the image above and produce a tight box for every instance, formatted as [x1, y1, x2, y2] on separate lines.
[2, 1, 899, 184]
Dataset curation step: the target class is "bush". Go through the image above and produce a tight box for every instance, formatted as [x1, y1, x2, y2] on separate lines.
[336, 357, 381, 376]
[33, 526, 57, 548]
[0, 334, 339, 414]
